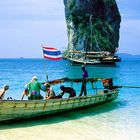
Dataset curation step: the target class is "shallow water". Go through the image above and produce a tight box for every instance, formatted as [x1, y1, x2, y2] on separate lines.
[0, 59, 140, 140]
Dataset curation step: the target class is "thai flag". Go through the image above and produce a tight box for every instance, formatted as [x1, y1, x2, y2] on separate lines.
[42, 45, 62, 60]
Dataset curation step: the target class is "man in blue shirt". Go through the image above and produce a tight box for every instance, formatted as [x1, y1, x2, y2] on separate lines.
[79, 65, 88, 96]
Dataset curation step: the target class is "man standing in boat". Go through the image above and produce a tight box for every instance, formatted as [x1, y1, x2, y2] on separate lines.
[79, 65, 88, 96]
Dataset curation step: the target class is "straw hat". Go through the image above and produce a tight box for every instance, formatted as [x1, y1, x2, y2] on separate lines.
[32, 76, 38, 80]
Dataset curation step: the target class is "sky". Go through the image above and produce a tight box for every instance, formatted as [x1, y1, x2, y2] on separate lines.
[0, 0, 140, 58]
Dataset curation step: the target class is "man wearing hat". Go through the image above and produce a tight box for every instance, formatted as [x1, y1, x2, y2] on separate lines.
[44, 83, 56, 99]
[79, 65, 88, 96]
[0, 85, 9, 100]
[26, 76, 43, 100]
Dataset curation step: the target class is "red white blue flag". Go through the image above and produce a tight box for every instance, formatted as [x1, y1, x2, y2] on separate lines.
[42, 45, 62, 60]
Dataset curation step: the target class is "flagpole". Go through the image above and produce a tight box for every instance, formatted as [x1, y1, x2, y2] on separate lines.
[42, 45, 49, 82]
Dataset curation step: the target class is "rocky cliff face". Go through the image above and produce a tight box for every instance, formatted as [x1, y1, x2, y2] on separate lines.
[63, 0, 121, 54]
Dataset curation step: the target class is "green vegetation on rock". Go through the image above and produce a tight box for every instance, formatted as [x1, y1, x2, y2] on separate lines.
[63, 0, 121, 54]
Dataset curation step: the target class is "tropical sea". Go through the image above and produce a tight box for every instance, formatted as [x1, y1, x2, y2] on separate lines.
[0, 58, 140, 140]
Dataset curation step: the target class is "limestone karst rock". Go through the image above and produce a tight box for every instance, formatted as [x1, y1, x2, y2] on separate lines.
[63, 0, 121, 54]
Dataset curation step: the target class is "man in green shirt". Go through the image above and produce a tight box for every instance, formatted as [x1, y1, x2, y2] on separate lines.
[27, 76, 43, 100]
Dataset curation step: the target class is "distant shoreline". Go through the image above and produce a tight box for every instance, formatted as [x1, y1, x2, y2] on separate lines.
[117, 53, 140, 59]
[0, 53, 140, 59]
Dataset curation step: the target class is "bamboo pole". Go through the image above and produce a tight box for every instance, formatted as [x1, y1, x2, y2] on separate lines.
[119, 86, 140, 89]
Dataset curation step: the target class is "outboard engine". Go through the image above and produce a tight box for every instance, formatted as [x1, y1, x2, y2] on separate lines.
[102, 78, 114, 90]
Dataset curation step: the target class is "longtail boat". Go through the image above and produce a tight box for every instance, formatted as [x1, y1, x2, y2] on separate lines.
[0, 77, 118, 122]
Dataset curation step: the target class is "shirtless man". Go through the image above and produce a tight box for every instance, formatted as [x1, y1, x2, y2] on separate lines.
[0, 85, 9, 100]
[60, 85, 76, 98]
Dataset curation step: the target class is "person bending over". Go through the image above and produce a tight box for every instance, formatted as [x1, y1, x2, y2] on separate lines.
[60, 85, 76, 98]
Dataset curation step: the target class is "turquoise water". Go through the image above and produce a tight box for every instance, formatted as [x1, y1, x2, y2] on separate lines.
[0, 59, 140, 140]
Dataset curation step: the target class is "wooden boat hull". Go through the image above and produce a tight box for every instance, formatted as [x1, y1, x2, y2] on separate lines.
[70, 60, 116, 66]
[67, 56, 121, 66]
[0, 90, 118, 122]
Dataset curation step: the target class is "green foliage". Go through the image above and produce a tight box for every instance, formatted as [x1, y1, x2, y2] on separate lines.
[91, 20, 112, 51]
[68, 0, 75, 10]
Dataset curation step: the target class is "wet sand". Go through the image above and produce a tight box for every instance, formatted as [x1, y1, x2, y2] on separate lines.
[0, 101, 140, 140]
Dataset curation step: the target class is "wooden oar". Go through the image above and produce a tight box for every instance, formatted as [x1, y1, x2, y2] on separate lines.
[118, 85, 140, 89]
